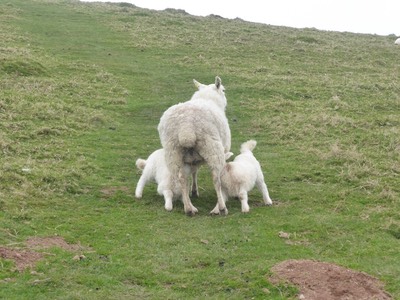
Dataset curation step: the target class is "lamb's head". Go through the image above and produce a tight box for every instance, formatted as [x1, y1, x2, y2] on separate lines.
[191, 76, 227, 111]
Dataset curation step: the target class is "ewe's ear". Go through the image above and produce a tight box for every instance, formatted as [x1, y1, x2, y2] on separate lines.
[215, 76, 222, 89]
[193, 79, 203, 89]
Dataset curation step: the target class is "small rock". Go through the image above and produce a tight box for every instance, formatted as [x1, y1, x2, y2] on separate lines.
[30, 271, 44, 276]
[278, 231, 291, 239]
[262, 288, 271, 294]
[73, 254, 86, 261]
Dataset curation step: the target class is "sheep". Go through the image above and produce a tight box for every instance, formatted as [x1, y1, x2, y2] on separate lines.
[135, 149, 200, 211]
[210, 140, 273, 214]
[135, 149, 233, 211]
[395, 38, 400, 45]
[158, 76, 231, 216]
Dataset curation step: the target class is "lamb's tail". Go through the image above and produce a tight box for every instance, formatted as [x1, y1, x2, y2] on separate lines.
[240, 140, 257, 153]
[136, 158, 147, 170]
[178, 126, 196, 148]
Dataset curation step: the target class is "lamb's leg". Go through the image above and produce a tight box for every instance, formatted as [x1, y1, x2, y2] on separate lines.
[179, 165, 198, 216]
[191, 166, 199, 198]
[239, 189, 250, 213]
[256, 177, 273, 206]
[135, 175, 147, 198]
[163, 190, 174, 211]
[159, 175, 175, 211]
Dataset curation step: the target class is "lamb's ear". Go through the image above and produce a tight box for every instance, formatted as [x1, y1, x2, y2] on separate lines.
[215, 76, 222, 89]
[193, 79, 203, 89]
[225, 152, 234, 160]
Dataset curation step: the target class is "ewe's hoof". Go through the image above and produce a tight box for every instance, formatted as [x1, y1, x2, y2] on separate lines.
[191, 191, 199, 198]
[185, 210, 196, 217]
[219, 208, 228, 216]
[185, 205, 198, 216]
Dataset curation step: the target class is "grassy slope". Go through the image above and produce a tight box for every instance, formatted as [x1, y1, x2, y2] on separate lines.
[1, 0, 399, 298]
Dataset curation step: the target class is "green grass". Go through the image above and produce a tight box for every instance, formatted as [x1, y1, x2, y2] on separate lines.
[1, 0, 399, 299]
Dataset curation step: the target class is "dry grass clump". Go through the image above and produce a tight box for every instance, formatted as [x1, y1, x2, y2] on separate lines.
[236, 89, 398, 204]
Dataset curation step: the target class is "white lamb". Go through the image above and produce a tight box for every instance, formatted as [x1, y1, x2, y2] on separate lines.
[210, 140, 273, 214]
[135, 149, 233, 211]
[158, 76, 231, 216]
[135, 149, 200, 211]
[395, 38, 400, 45]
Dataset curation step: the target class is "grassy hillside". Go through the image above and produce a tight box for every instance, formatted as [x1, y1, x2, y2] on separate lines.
[1, 0, 399, 298]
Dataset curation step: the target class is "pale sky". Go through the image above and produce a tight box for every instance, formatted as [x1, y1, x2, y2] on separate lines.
[82, 0, 400, 36]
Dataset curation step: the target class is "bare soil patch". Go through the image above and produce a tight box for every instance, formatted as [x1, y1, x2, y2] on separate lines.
[270, 259, 392, 300]
[100, 186, 129, 197]
[0, 247, 43, 272]
[26, 236, 84, 251]
[0, 236, 86, 272]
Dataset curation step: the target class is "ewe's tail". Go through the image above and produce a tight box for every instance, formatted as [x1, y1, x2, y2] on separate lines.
[240, 140, 257, 153]
[178, 126, 196, 148]
[136, 158, 146, 170]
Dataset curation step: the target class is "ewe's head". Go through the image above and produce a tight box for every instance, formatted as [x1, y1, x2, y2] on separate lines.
[191, 76, 227, 111]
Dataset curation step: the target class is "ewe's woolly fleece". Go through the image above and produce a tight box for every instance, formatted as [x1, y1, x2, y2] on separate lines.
[158, 81, 231, 166]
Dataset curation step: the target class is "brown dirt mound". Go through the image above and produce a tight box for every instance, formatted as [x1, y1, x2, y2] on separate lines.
[26, 236, 84, 251]
[0, 236, 86, 272]
[270, 259, 392, 300]
[0, 247, 43, 272]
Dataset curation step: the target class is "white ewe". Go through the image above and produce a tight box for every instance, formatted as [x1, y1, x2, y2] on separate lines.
[158, 76, 231, 216]
[210, 140, 273, 214]
[395, 38, 400, 45]
[135, 149, 233, 211]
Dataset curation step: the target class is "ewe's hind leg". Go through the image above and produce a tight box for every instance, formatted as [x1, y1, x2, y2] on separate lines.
[256, 177, 273, 206]
[165, 147, 197, 215]
[191, 166, 199, 198]
[210, 203, 220, 215]
[179, 165, 198, 216]
[198, 141, 227, 215]
[210, 170, 227, 215]
[210, 188, 228, 214]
